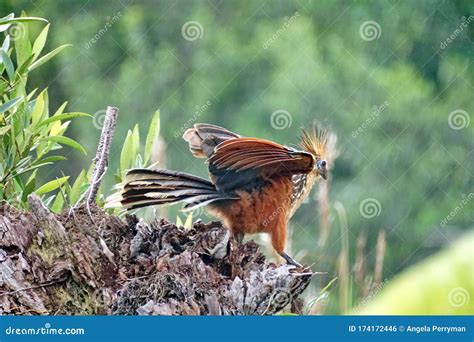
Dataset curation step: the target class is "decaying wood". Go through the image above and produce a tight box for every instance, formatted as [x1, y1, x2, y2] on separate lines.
[0, 202, 314, 315]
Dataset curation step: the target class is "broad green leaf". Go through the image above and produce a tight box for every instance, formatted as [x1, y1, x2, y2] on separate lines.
[21, 169, 37, 202]
[0, 96, 22, 113]
[51, 191, 65, 213]
[41, 136, 87, 154]
[144, 109, 160, 165]
[37, 112, 91, 127]
[69, 170, 86, 204]
[14, 12, 32, 67]
[28, 44, 72, 71]
[0, 50, 15, 80]
[34, 176, 69, 195]
[132, 124, 140, 153]
[358, 232, 474, 315]
[32, 23, 49, 60]
[31, 91, 45, 126]
[183, 212, 193, 229]
[120, 130, 134, 173]
[2, 35, 10, 51]
[16, 53, 35, 76]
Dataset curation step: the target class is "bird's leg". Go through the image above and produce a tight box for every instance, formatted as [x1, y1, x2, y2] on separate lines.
[279, 251, 302, 267]
[235, 232, 244, 245]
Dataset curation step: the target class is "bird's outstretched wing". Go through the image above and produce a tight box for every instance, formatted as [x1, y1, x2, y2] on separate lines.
[183, 123, 240, 158]
[208, 138, 315, 193]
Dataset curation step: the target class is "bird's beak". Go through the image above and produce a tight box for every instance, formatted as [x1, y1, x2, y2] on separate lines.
[320, 171, 327, 180]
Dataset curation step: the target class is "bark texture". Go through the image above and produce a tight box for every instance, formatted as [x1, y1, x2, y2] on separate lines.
[0, 198, 313, 315]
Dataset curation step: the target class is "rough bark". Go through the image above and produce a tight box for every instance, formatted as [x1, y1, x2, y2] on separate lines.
[0, 200, 313, 315]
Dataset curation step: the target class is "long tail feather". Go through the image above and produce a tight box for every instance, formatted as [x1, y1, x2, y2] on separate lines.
[106, 168, 236, 210]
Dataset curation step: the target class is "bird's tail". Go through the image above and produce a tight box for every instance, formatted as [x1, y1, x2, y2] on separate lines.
[106, 169, 235, 211]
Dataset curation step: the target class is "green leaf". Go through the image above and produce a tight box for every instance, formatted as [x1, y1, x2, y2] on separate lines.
[69, 170, 87, 205]
[0, 50, 15, 80]
[37, 112, 91, 128]
[0, 125, 11, 135]
[31, 91, 45, 126]
[32, 23, 49, 60]
[16, 53, 35, 77]
[144, 109, 160, 165]
[41, 136, 87, 155]
[0, 13, 14, 32]
[0, 16, 49, 26]
[183, 212, 193, 229]
[132, 124, 140, 156]
[14, 12, 32, 67]
[51, 192, 65, 214]
[2, 35, 10, 51]
[28, 44, 71, 71]
[32, 155, 66, 165]
[0, 96, 22, 113]
[120, 130, 134, 173]
[34, 176, 69, 195]
[176, 215, 183, 227]
[21, 169, 37, 202]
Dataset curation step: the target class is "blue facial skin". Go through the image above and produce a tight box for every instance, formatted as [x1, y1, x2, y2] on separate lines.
[316, 159, 327, 180]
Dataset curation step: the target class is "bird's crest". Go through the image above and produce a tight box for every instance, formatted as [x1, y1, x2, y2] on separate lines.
[299, 123, 329, 160]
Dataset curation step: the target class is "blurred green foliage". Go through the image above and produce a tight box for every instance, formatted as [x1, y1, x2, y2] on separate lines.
[1, 1, 472, 313]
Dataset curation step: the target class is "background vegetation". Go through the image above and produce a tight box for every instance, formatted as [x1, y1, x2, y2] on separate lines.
[1, 1, 472, 314]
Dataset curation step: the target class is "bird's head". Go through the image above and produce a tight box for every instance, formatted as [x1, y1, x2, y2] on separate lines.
[299, 124, 329, 180]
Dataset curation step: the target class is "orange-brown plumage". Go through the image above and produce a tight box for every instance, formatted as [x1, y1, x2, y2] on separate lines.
[110, 123, 329, 266]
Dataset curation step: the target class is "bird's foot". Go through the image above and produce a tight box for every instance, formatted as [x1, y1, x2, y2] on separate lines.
[279, 252, 302, 268]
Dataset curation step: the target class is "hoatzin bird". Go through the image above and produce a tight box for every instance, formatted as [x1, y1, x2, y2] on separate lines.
[109, 123, 329, 266]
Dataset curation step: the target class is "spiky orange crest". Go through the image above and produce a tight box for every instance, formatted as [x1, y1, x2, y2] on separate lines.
[299, 123, 329, 160]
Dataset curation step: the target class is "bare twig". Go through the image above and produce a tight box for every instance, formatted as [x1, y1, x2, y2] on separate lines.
[70, 106, 119, 218]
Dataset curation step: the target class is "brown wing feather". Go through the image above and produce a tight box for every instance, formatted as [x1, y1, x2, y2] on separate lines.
[209, 138, 315, 175]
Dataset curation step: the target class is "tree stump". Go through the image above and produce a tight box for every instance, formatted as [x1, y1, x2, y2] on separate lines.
[0, 197, 313, 315]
